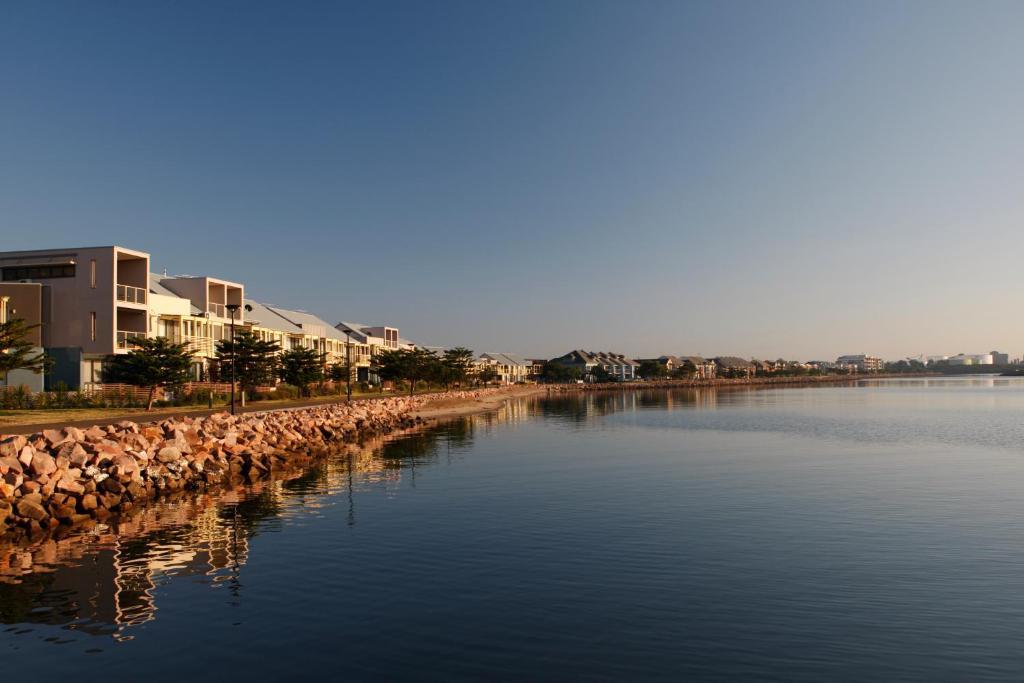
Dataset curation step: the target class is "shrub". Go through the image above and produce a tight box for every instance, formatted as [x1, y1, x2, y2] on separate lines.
[273, 384, 300, 400]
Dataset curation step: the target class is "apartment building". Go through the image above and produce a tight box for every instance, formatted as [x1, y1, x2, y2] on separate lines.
[0, 244, 413, 390]
[835, 354, 884, 372]
[550, 350, 640, 382]
[477, 353, 532, 384]
[335, 322, 403, 381]
[0, 246, 153, 388]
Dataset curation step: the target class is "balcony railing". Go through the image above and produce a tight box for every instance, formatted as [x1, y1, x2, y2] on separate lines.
[184, 336, 215, 358]
[116, 284, 147, 305]
[208, 302, 226, 318]
[116, 330, 146, 350]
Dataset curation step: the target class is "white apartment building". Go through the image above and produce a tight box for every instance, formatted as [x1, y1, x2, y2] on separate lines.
[477, 353, 532, 384]
[835, 354, 884, 372]
[0, 245, 411, 390]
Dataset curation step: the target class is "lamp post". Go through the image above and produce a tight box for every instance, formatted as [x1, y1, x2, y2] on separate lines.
[224, 303, 253, 415]
[343, 328, 353, 402]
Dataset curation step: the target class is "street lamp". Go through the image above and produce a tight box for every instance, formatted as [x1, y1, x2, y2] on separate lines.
[343, 328, 353, 402]
[224, 303, 252, 415]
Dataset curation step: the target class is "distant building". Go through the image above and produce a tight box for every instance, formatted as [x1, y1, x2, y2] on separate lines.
[526, 359, 547, 381]
[713, 356, 756, 378]
[836, 354, 884, 372]
[550, 350, 639, 382]
[679, 356, 717, 379]
[945, 353, 993, 366]
[478, 353, 532, 384]
[991, 351, 1009, 365]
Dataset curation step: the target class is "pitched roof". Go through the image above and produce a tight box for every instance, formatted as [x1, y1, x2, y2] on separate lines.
[244, 299, 304, 334]
[267, 305, 348, 340]
[480, 352, 531, 367]
[714, 356, 755, 368]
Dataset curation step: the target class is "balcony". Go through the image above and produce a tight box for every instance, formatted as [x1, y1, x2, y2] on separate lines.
[184, 336, 215, 358]
[116, 330, 146, 350]
[116, 283, 147, 305]
[208, 302, 226, 318]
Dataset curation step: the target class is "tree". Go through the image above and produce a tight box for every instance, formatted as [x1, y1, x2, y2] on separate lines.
[277, 348, 323, 396]
[670, 360, 696, 380]
[637, 360, 668, 380]
[0, 318, 50, 386]
[441, 347, 475, 387]
[477, 365, 500, 385]
[103, 337, 193, 410]
[328, 361, 351, 383]
[213, 330, 280, 395]
[540, 361, 581, 384]
[373, 348, 443, 396]
[590, 365, 612, 383]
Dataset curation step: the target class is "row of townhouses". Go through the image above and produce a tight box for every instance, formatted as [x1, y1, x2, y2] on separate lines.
[0, 245, 414, 391]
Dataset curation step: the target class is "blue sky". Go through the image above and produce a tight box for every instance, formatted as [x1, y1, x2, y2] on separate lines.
[2, 1, 1022, 360]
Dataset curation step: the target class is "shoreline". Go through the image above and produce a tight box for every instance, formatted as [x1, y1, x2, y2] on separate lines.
[0, 389, 517, 541]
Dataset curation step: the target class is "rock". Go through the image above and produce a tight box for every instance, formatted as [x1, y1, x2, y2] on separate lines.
[16, 498, 48, 521]
[29, 451, 57, 477]
[0, 435, 27, 459]
[156, 446, 182, 463]
[80, 494, 98, 511]
[0, 456, 21, 475]
[18, 446, 34, 467]
[56, 477, 85, 495]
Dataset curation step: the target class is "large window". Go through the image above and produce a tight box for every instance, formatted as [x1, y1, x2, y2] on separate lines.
[2, 264, 76, 280]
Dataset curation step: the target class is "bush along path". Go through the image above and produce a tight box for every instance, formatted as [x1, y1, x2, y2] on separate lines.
[0, 390, 496, 541]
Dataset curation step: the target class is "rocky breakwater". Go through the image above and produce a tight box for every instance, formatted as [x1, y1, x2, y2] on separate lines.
[0, 396, 427, 540]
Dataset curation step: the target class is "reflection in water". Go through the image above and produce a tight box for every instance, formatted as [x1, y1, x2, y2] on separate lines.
[0, 396, 545, 643]
[0, 423, 450, 641]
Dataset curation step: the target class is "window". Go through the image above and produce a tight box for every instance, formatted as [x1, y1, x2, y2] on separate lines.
[90, 259, 97, 288]
[90, 312, 97, 341]
[2, 264, 76, 281]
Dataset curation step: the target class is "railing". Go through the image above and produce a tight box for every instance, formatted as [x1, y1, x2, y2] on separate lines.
[208, 302, 226, 318]
[116, 330, 146, 349]
[184, 335, 215, 358]
[116, 283, 147, 305]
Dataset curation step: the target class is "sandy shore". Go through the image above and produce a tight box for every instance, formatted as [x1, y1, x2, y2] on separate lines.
[411, 385, 547, 422]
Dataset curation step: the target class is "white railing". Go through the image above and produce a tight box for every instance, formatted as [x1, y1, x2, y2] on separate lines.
[116, 284, 147, 305]
[184, 336, 215, 358]
[116, 330, 146, 349]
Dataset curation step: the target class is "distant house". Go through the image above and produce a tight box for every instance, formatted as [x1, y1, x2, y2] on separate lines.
[679, 356, 717, 380]
[713, 356, 756, 378]
[478, 353, 532, 384]
[526, 358, 547, 381]
[550, 350, 639, 382]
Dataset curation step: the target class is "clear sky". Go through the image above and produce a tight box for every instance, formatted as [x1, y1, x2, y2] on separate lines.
[2, 1, 1022, 361]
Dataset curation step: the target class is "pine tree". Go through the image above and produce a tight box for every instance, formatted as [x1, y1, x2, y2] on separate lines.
[103, 336, 194, 410]
[0, 318, 50, 387]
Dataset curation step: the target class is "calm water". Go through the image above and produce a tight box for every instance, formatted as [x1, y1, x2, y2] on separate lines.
[5, 377, 1024, 681]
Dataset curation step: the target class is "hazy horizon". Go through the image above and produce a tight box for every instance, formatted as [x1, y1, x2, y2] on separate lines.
[2, 1, 1022, 361]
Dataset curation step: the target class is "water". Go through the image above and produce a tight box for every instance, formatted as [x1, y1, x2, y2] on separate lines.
[4, 377, 1024, 681]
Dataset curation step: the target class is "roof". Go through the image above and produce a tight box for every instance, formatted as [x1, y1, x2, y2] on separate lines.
[480, 352, 531, 367]
[244, 299, 304, 334]
[552, 350, 640, 367]
[714, 356, 755, 368]
[267, 305, 348, 340]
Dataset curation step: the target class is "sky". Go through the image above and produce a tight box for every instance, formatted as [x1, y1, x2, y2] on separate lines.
[2, 1, 1023, 361]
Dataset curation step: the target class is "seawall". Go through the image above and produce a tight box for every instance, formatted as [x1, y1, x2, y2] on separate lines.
[0, 390, 498, 540]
